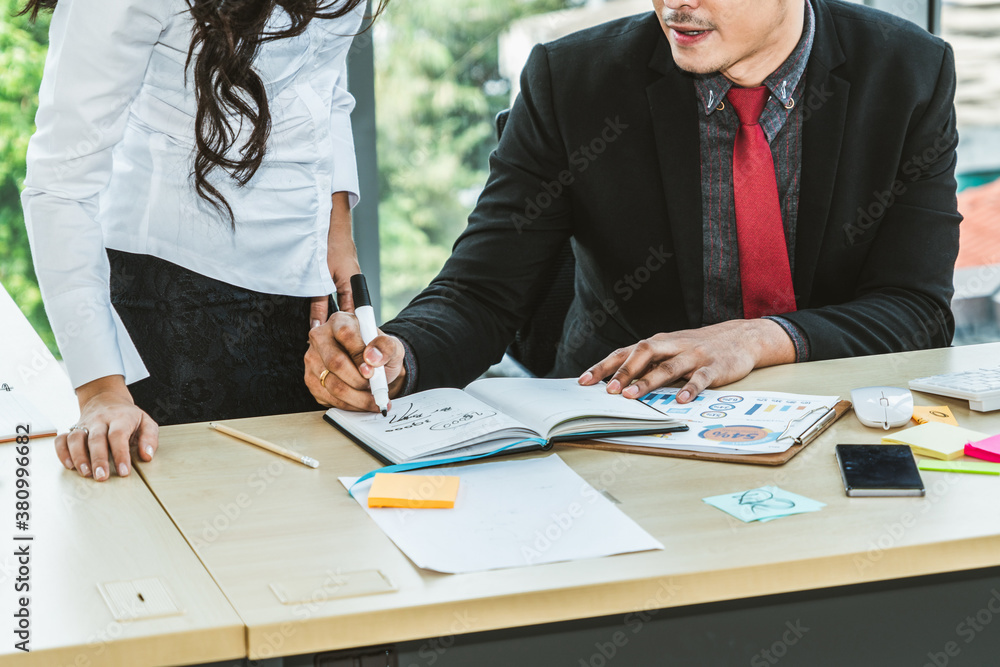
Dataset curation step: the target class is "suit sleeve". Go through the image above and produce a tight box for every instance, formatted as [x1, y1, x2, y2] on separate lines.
[779, 44, 961, 359]
[382, 44, 574, 390]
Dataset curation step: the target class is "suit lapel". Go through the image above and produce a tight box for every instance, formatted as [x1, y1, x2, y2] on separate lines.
[796, 0, 849, 305]
[646, 35, 704, 327]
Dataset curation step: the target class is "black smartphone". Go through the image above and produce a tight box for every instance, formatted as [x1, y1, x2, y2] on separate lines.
[835, 444, 925, 497]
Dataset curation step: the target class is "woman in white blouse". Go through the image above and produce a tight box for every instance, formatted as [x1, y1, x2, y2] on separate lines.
[20, 0, 385, 482]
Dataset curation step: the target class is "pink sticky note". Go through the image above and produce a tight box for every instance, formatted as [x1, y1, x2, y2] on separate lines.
[965, 434, 1000, 463]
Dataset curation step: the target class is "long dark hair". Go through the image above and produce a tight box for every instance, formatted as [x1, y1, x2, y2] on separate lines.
[20, 0, 386, 227]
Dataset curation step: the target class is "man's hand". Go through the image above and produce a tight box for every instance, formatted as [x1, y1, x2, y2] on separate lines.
[305, 311, 407, 412]
[578, 319, 796, 402]
[55, 375, 158, 481]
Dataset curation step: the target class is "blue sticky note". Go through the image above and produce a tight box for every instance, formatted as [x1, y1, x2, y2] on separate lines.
[703, 485, 826, 523]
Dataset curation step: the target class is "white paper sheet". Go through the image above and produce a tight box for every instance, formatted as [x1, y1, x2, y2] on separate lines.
[340, 455, 664, 574]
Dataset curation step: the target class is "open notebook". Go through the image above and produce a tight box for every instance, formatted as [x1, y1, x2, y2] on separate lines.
[1, 390, 58, 443]
[324, 378, 687, 466]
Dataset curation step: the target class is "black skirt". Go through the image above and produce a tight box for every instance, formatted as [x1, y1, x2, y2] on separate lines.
[108, 249, 326, 426]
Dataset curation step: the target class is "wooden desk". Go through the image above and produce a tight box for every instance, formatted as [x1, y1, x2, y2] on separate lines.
[0, 437, 245, 667]
[139, 344, 1000, 662]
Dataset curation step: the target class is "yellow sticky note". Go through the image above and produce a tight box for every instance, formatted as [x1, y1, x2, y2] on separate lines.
[883, 422, 990, 461]
[912, 405, 959, 426]
[367, 473, 460, 509]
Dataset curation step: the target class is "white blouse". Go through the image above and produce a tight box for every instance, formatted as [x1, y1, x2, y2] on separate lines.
[21, 0, 364, 389]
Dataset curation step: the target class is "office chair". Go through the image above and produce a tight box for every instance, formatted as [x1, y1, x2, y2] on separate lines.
[495, 109, 577, 378]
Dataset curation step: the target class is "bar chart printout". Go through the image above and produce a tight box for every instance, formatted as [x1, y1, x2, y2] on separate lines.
[602, 389, 839, 455]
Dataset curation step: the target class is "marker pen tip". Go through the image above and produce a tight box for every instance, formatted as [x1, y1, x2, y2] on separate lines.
[381, 409, 388, 417]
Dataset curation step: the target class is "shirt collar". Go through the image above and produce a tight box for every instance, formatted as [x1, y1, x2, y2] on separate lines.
[693, 0, 816, 116]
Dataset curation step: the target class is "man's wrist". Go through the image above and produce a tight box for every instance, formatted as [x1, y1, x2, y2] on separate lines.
[388, 332, 420, 397]
[762, 315, 810, 363]
[388, 357, 407, 398]
[751, 318, 797, 368]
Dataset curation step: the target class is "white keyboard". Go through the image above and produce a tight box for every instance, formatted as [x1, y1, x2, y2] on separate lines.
[909, 367, 1000, 412]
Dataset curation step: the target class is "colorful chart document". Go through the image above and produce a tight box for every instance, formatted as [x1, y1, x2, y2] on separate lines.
[599, 389, 840, 455]
[340, 455, 664, 573]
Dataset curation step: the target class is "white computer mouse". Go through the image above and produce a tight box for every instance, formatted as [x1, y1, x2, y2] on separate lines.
[850, 386, 914, 430]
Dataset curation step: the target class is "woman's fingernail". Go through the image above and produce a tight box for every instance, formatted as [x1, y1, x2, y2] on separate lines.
[311, 319, 321, 329]
[63, 458, 74, 470]
[607, 379, 621, 393]
[119, 463, 129, 477]
[678, 390, 690, 402]
[578, 371, 593, 384]
[80, 463, 90, 477]
[94, 466, 105, 480]
[144, 445, 154, 458]
[623, 385, 639, 398]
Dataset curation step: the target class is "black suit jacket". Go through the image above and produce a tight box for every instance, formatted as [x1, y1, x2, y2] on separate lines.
[384, 0, 962, 391]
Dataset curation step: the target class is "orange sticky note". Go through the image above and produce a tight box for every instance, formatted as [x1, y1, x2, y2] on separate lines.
[912, 405, 959, 426]
[367, 473, 460, 509]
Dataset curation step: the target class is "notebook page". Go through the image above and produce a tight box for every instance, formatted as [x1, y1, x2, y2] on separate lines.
[0, 285, 79, 430]
[327, 388, 536, 462]
[1, 391, 58, 442]
[465, 378, 673, 437]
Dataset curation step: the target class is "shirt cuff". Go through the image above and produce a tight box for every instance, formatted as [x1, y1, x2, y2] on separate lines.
[763, 315, 811, 363]
[44, 288, 149, 389]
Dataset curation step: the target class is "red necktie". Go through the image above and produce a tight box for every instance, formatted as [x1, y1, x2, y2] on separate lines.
[727, 86, 796, 319]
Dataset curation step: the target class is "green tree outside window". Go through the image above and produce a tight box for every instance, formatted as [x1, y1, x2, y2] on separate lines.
[0, 0, 51, 351]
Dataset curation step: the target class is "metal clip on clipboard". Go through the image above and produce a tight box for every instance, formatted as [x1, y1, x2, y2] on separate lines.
[775, 405, 841, 446]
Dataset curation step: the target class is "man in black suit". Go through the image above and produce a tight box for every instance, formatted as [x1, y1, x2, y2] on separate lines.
[305, 0, 960, 411]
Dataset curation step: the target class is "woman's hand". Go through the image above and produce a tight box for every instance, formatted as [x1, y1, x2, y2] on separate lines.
[55, 375, 158, 481]
[310, 191, 360, 327]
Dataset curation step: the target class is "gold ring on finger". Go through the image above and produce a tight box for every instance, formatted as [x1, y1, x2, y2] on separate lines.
[319, 369, 330, 388]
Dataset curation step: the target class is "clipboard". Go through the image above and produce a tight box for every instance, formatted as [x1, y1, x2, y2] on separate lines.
[559, 400, 852, 466]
